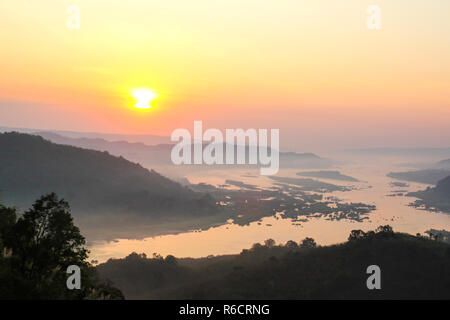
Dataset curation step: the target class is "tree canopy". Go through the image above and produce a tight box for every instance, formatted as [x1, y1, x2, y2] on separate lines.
[0, 193, 123, 300]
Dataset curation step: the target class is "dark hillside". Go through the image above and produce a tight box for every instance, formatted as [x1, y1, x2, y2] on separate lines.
[0, 132, 216, 220]
[97, 227, 450, 299]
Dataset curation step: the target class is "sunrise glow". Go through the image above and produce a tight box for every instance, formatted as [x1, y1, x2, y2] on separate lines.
[131, 89, 157, 109]
[0, 0, 448, 148]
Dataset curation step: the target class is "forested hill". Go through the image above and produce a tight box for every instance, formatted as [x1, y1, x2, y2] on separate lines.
[435, 175, 450, 193]
[96, 227, 450, 299]
[0, 132, 216, 219]
[408, 175, 450, 213]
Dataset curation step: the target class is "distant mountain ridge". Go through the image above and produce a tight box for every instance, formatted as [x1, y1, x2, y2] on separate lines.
[35, 132, 336, 169]
[0, 126, 171, 145]
[36, 131, 173, 166]
[342, 147, 450, 158]
[387, 169, 450, 185]
[434, 159, 450, 169]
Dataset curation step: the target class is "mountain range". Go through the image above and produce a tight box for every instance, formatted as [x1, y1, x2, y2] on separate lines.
[35, 131, 336, 170]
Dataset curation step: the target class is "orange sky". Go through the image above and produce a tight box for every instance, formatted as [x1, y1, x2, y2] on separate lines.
[0, 1, 449, 151]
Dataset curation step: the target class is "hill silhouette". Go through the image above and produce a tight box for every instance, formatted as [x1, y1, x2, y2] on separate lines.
[387, 169, 450, 185]
[96, 226, 450, 299]
[408, 175, 450, 213]
[0, 132, 217, 236]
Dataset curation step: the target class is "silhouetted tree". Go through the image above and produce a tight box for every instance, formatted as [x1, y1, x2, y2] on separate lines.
[376, 225, 393, 234]
[285, 240, 298, 250]
[0, 194, 123, 299]
[6, 193, 87, 283]
[251, 243, 264, 252]
[165, 255, 177, 265]
[264, 239, 276, 248]
[0, 204, 17, 253]
[348, 229, 366, 241]
[299, 237, 316, 248]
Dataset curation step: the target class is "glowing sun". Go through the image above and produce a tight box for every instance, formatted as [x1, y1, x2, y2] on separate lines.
[132, 89, 157, 109]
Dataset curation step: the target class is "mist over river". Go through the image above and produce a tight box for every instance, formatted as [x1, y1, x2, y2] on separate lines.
[89, 160, 450, 263]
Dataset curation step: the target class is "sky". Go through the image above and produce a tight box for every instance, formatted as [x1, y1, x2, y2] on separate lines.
[0, 0, 449, 151]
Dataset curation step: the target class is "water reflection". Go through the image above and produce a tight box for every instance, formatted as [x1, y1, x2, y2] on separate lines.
[89, 163, 450, 263]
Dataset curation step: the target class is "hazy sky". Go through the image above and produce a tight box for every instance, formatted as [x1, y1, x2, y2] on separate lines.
[0, 1, 449, 151]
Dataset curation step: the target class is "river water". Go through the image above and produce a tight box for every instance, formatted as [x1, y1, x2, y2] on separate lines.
[89, 161, 450, 263]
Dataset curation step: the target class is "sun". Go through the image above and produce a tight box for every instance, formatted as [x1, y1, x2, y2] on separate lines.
[131, 88, 157, 109]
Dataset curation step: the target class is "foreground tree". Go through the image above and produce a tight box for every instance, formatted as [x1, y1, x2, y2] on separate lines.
[0, 203, 17, 253]
[0, 193, 123, 299]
